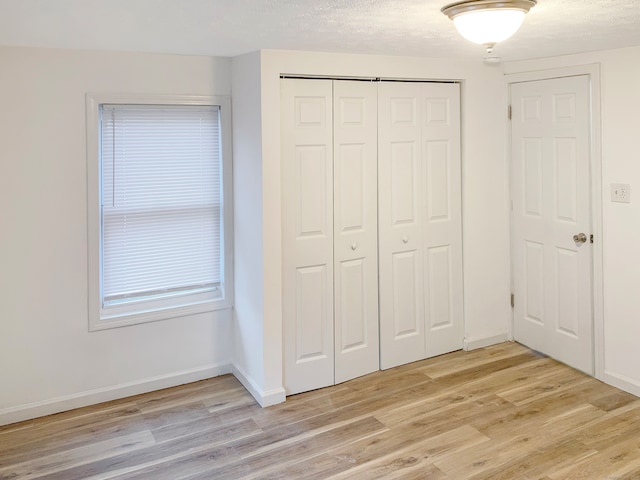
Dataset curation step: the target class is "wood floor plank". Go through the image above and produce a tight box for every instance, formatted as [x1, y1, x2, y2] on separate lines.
[248, 400, 333, 430]
[418, 341, 535, 379]
[465, 437, 597, 480]
[0, 431, 156, 480]
[38, 419, 260, 480]
[248, 426, 422, 480]
[435, 432, 537, 478]
[140, 402, 212, 430]
[229, 401, 392, 458]
[101, 444, 241, 480]
[185, 417, 388, 480]
[591, 390, 640, 412]
[0, 419, 151, 468]
[324, 374, 435, 410]
[547, 434, 640, 480]
[0, 402, 142, 452]
[150, 415, 223, 444]
[431, 352, 543, 387]
[434, 404, 605, 478]
[328, 456, 447, 480]
[135, 375, 244, 414]
[325, 424, 489, 480]
[494, 367, 593, 406]
[204, 389, 256, 413]
[2, 342, 640, 480]
[470, 389, 602, 438]
[405, 395, 513, 442]
[450, 357, 556, 397]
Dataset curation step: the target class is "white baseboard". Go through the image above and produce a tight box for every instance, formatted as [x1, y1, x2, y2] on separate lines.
[602, 371, 640, 398]
[0, 363, 231, 427]
[463, 333, 509, 351]
[232, 363, 286, 407]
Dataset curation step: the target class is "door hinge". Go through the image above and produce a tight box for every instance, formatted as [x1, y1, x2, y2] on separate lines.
[590, 234, 594, 244]
[511, 293, 515, 308]
[508, 105, 512, 120]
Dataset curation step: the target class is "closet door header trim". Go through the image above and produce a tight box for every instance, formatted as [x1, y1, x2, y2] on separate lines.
[279, 75, 459, 84]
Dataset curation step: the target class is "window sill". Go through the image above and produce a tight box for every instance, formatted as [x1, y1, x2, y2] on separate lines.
[89, 298, 232, 332]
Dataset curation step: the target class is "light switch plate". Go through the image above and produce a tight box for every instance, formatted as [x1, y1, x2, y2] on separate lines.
[611, 183, 631, 203]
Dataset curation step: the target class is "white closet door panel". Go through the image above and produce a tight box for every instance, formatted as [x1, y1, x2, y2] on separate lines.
[421, 83, 464, 357]
[295, 265, 331, 358]
[378, 82, 426, 369]
[282, 79, 335, 395]
[333, 80, 380, 384]
[426, 245, 453, 328]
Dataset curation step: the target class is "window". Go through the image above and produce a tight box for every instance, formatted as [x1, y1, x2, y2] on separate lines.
[87, 95, 233, 330]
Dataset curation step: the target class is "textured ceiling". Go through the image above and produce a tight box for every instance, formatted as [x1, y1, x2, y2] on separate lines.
[0, 0, 639, 61]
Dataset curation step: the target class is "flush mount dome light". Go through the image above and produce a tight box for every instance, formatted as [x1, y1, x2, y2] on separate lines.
[441, 0, 536, 53]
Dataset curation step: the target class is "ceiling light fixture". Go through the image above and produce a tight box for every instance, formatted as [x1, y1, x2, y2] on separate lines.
[441, 0, 536, 53]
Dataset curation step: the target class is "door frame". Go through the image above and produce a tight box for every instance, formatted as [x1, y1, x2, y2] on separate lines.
[505, 64, 604, 380]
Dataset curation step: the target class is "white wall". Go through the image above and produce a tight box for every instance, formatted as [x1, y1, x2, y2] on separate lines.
[504, 45, 640, 397]
[231, 51, 285, 405]
[253, 50, 511, 400]
[0, 46, 233, 425]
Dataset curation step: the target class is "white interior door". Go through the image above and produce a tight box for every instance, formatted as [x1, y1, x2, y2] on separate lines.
[378, 81, 463, 369]
[282, 79, 335, 394]
[511, 75, 593, 375]
[333, 80, 380, 383]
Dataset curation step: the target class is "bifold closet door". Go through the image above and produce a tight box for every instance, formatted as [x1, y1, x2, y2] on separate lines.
[282, 79, 335, 395]
[378, 81, 463, 370]
[333, 80, 379, 384]
[282, 79, 379, 395]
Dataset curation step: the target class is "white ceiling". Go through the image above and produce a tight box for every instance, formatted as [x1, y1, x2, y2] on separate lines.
[1, 0, 639, 62]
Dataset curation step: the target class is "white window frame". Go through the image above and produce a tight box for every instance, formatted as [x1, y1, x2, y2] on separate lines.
[86, 93, 233, 331]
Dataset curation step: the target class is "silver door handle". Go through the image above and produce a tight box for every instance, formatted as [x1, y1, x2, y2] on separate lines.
[573, 233, 587, 243]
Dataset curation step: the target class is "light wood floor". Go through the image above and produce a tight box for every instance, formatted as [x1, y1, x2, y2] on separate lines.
[2, 342, 640, 480]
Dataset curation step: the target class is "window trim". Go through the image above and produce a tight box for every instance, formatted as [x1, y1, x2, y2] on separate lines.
[86, 93, 233, 331]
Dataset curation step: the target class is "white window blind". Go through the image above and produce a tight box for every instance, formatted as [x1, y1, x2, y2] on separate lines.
[100, 104, 222, 307]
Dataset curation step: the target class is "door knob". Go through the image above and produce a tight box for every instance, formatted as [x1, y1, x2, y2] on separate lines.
[351, 243, 358, 251]
[402, 237, 409, 244]
[573, 233, 587, 244]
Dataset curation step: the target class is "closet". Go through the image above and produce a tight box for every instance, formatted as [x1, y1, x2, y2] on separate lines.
[281, 78, 463, 395]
